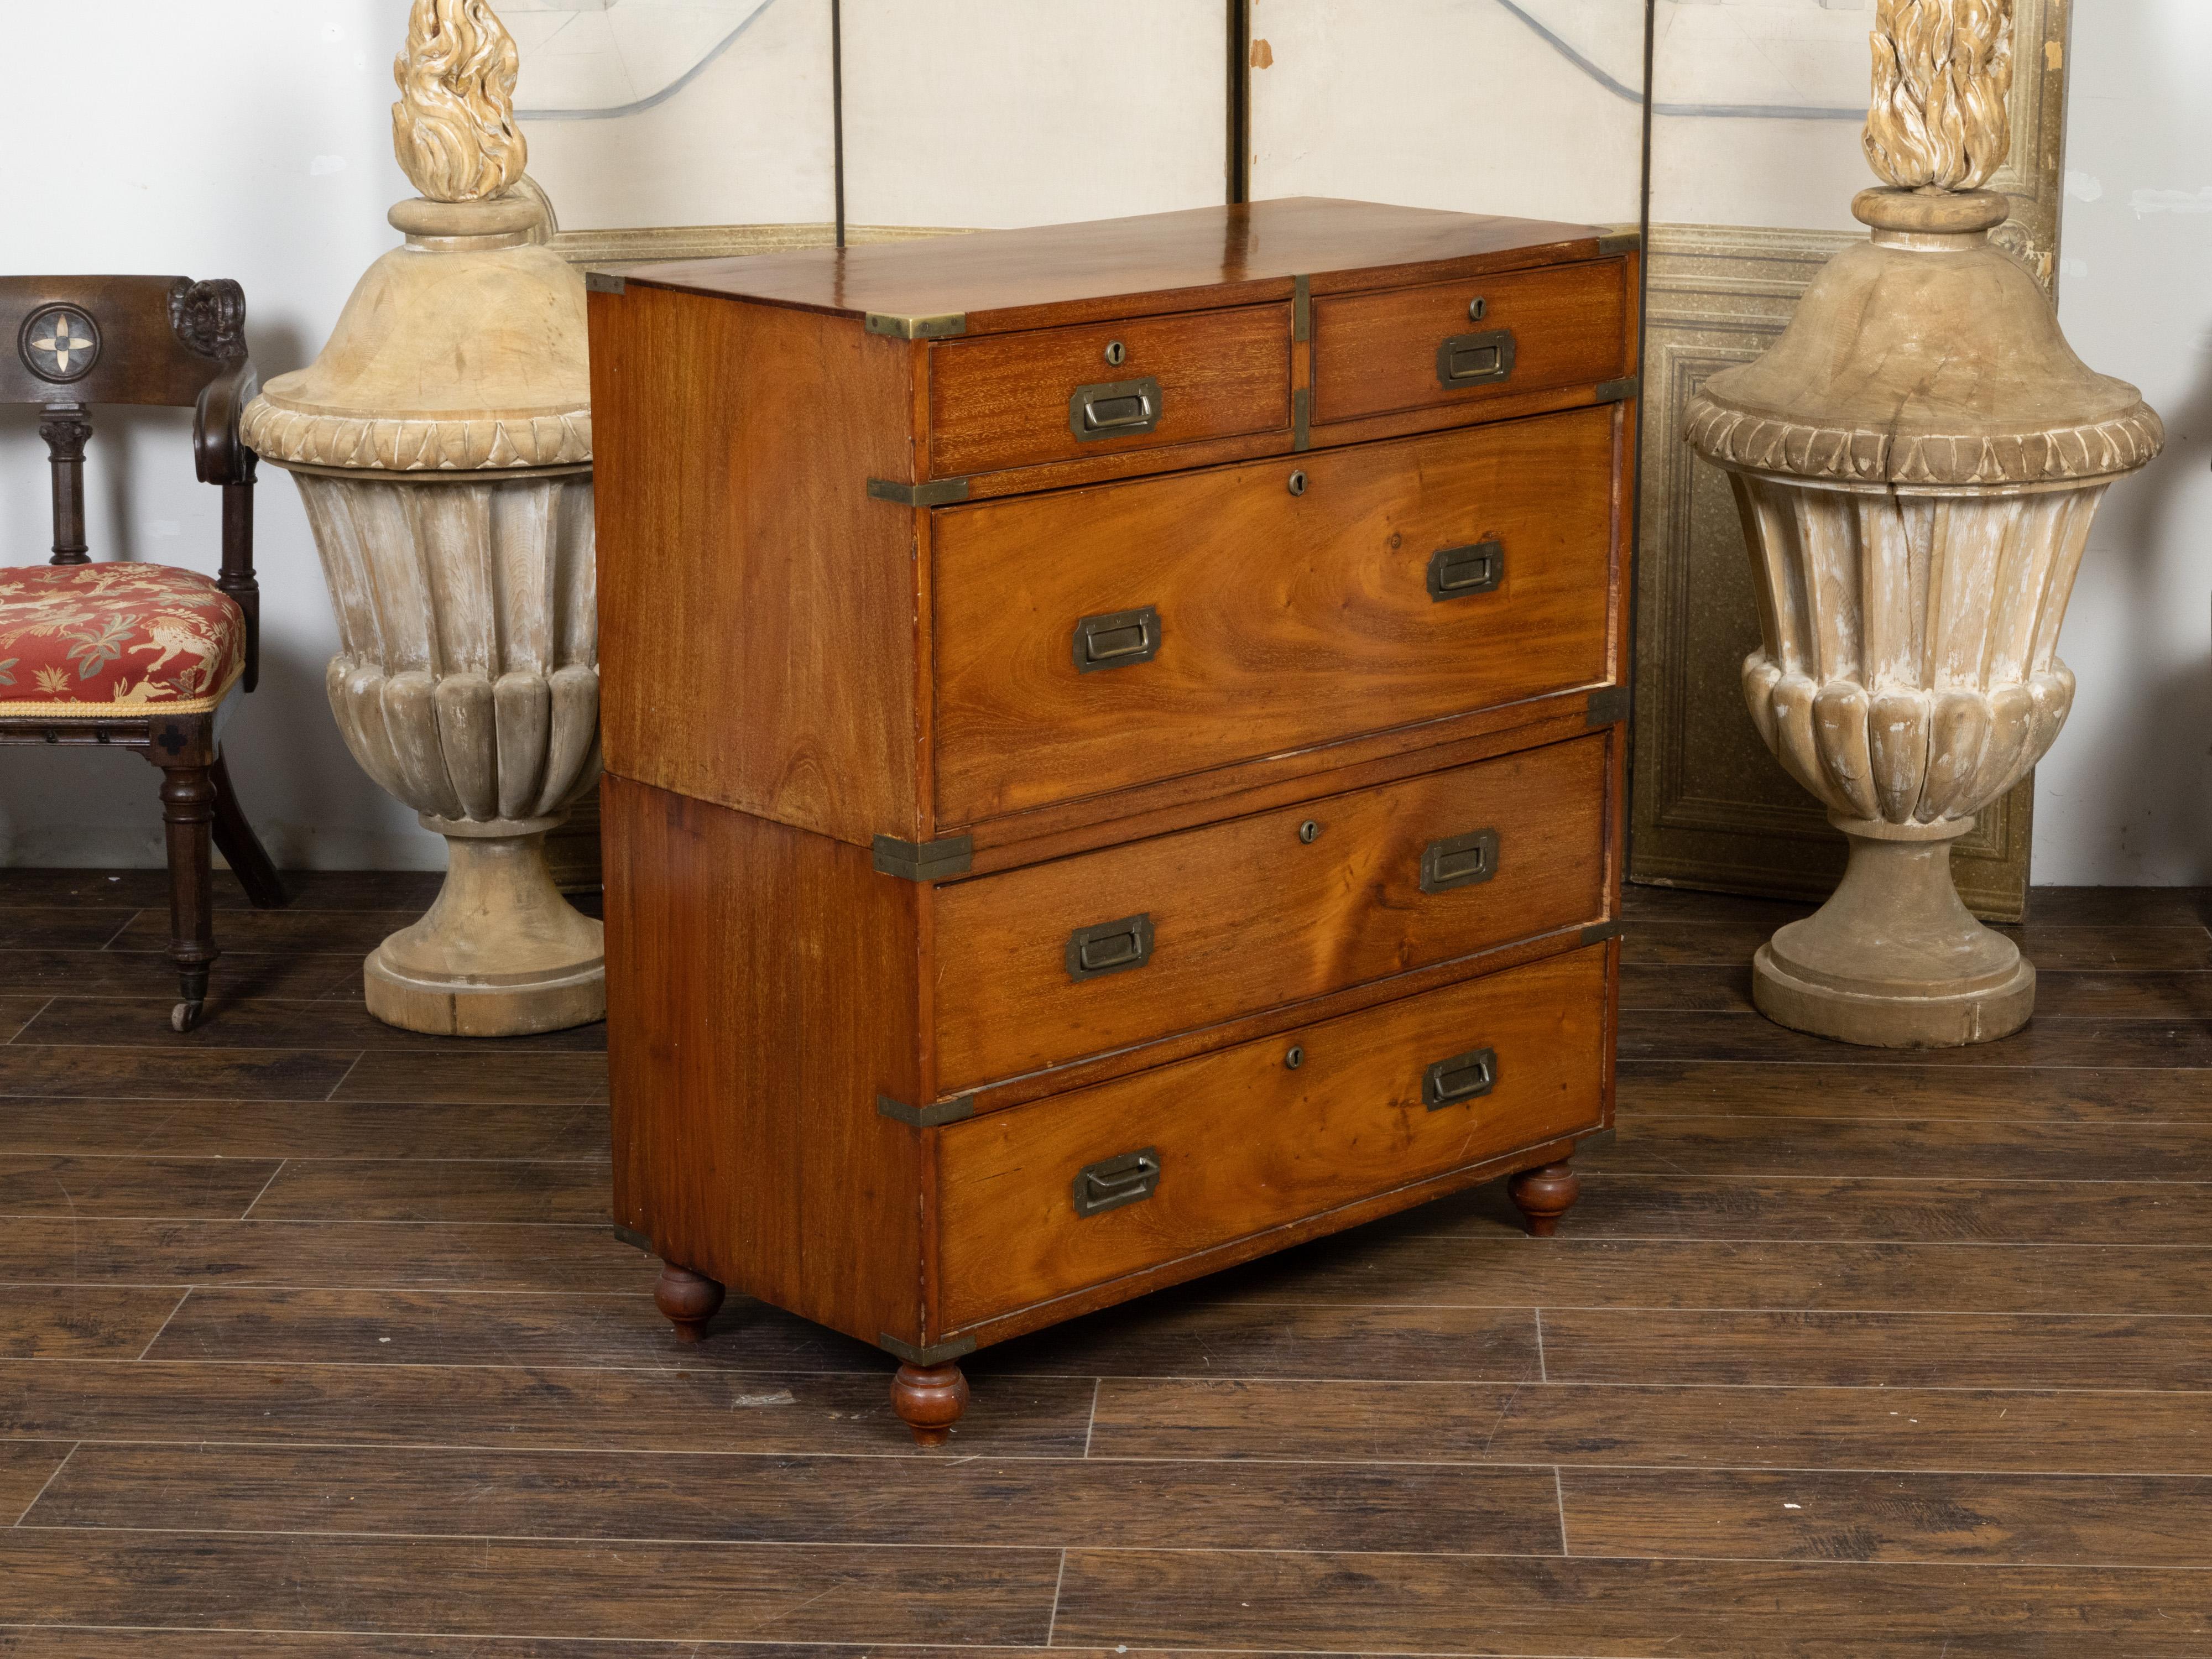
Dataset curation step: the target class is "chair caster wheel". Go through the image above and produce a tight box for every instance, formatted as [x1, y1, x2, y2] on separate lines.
[171, 1000, 202, 1034]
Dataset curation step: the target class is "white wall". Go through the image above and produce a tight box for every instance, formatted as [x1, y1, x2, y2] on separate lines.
[2033, 2, 2212, 885]
[0, 0, 437, 869]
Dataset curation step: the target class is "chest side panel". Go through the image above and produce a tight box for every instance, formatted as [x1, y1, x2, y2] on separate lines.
[592, 284, 924, 845]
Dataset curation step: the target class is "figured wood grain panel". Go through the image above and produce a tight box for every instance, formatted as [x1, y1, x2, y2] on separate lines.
[928, 304, 1290, 479]
[936, 946, 1607, 1328]
[591, 285, 922, 845]
[1311, 258, 1632, 425]
[624, 197, 1609, 333]
[603, 775, 925, 1349]
[933, 734, 1607, 1089]
[932, 407, 1615, 822]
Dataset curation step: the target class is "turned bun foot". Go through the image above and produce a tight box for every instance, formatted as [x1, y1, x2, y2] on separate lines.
[890, 1361, 969, 1447]
[1509, 1161, 1580, 1237]
[654, 1261, 724, 1342]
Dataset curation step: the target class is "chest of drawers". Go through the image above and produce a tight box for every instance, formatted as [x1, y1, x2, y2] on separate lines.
[590, 198, 1637, 1443]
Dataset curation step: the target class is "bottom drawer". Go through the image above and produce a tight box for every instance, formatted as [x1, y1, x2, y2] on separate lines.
[936, 943, 1609, 1329]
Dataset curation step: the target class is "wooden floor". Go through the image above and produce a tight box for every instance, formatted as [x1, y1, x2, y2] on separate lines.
[0, 869, 2208, 1656]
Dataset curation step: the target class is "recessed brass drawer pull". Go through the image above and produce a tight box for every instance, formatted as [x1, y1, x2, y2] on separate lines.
[1072, 1146, 1162, 1217]
[1436, 328, 1516, 388]
[1070, 375, 1164, 439]
[1427, 538, 1504, 601]
[1072, 604, 1161, 672]
[1066, 912, 1155, 981]
[1420, 827, 1500, 894]
[1423, 1045, 1498, 1109]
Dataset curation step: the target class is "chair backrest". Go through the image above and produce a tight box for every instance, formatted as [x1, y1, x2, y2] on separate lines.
[0, 275, 246, 408]
[2, 274, 263, 689]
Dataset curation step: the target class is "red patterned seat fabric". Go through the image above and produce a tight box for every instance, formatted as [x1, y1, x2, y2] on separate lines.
[0, 564, 246, 715]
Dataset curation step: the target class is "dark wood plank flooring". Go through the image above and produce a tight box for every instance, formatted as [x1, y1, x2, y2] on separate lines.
[2, 872, 2209, 1656]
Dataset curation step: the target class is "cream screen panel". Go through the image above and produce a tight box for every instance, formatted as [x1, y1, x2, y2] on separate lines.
[842, 0, 1228, 229]
[1249, 0, 1646, 228]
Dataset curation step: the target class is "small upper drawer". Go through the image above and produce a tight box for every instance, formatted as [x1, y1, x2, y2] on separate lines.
[1312, 260, 1630, 427]
[932, 734, 1608, 1093]
[928, 304, 1291, 478]
[935, 943, 1610, 1330]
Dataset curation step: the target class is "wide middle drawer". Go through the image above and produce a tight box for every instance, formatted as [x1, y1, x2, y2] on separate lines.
[931, 404, 1616, 823]
[932, 732, 1607, 1092]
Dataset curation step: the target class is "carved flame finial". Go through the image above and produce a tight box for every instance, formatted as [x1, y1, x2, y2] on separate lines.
[1864, 0, 2014, 192]
[392, 0, 528, 204]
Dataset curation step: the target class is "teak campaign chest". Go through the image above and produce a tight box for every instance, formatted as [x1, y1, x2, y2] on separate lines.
[590, 198, 1638, 1443]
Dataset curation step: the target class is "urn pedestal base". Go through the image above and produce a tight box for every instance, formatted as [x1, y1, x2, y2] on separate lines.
[364, 815, 605, 1037]
[1752, 816, 2034, 1050]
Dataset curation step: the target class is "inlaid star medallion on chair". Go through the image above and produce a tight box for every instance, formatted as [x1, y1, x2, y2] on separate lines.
[0, 276, 289, 1030]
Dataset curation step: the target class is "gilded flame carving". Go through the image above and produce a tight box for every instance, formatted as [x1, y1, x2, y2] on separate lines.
[393, 0, 527, 204]
[1864, 0, 2015, 191]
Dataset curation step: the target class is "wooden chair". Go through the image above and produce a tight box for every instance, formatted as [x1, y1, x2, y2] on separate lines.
[0, 276, 289, 1030]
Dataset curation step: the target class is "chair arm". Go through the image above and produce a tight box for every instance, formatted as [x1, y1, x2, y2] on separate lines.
[193, 358, 259, 487]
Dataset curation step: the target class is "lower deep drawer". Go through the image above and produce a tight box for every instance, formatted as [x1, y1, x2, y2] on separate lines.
[935, 943, 1609, 1330]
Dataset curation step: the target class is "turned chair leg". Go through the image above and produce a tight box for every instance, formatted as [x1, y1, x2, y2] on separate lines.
[654, 1261, 724, 1342]
[1509, 1160, 1582, 1237]
[891, 1361, 969, 1448]
[209, 748, 289, 909]
[155, 749, 220, 1033]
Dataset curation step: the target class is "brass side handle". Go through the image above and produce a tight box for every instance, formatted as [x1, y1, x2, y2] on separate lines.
[1420, 828, 1500, 894]
[1066, 912, 1155, 981]
[1072, 604, 1161, 672]
[1070, 375, 1163, 440]
[1423, 1045, 1498, 1110]
[1072, 1147, 1162, 1217]
[1435, 328, 1516, 389]
[1428, 538, 1504, 602]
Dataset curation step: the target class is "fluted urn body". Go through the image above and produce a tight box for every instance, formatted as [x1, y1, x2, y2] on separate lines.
[1686, 188, 2162, 1045]
[242, 192, 604, 1035]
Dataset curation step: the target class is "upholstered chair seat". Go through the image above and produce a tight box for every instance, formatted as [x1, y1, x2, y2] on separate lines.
[0, 564, 246, 713]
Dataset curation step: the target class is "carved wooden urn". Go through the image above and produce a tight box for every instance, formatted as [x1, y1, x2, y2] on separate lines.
[1685, 0, 2161, 1046]
[242, 0, 602, 1035]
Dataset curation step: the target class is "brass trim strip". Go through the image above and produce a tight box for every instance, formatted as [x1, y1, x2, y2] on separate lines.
[1292, 273, 1311, 343]
[1580, 920, 1625, 946]
[1292, 386, 1312, 452]
[867, 477, 970, 508]
[865, 312, 967, 340]
[876, 1092, 978, 1128]
[1595, 375, 1641, 404]
[878, 1331, 979, 1365]
[871, 832, 974, 880]
[1585, 686, 1631, 727]
[584, 271, 627, 295]
[1597, 228, 1644, 257]
[610, 1222, 651, 1253]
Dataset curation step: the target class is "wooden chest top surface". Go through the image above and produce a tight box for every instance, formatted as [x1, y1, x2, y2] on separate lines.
[618, 197, 1614, 335]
